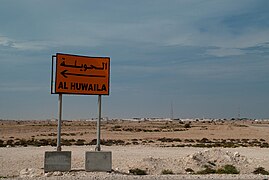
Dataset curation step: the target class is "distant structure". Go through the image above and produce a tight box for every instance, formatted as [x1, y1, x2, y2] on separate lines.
[238, 106, 241, 119]
[170, 101, 174, 120]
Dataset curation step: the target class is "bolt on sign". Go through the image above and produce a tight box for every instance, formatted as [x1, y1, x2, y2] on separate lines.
[51, 53, 110, 95]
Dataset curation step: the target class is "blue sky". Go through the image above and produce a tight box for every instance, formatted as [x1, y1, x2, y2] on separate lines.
[0, 0, 269, 120]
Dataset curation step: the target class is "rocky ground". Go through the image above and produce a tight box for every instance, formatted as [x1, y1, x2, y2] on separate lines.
[1, 120, 269, 179]
[1, 145, 269, 179]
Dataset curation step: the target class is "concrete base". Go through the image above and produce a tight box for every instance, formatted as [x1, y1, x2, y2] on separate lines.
[44, 151, 71, 172]
[85, 151, 112, 172]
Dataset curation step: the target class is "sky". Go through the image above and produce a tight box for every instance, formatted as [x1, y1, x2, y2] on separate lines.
[0, 0, 269, 120]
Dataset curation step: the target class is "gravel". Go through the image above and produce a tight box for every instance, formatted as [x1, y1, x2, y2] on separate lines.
[1, 145, 269, 179]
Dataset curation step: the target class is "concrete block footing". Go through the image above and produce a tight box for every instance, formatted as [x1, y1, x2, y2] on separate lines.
[85, 151, 112, 172]
[44, 151, 71, 172]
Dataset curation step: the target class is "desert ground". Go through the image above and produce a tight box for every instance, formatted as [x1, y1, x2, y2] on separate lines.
[1, 119, 269, 179]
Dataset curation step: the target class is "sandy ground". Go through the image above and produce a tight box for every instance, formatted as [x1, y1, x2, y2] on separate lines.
[1, 120, 269, 179]
[1, 145, 269, 179]
[1, 120, 269, 143]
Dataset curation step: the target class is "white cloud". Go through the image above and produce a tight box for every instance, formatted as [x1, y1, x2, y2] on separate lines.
[206, 48, 245, 57]
[165, 24, 269, 57]
[0, 35, 49, 51]
[0, 36, 14, 47]
[11, 41, 49, 51]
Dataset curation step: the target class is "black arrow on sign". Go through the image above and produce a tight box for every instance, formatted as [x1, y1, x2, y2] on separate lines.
[61, 70, 106, 78]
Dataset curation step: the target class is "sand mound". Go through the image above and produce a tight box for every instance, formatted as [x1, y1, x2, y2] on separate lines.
[183, 148, 255, 173]
[128, 148, 257, 175]
[136, 157, 183, 175]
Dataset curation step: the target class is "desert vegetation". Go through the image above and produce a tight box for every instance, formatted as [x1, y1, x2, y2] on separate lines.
[129, 168, 147, 175]
[161, 169, 174, 175]
[196, 164, 239, 174]
[0, 119, 269, 148]
[253, 167, 269, 175]
[1, 136, 268, 148]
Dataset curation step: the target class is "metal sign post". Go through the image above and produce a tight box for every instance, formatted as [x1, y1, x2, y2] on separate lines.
[96, 95, 102, 151]
[49, 53, 111, 172]
[53, 53, 110, 95]
[57, 94, 63, 151]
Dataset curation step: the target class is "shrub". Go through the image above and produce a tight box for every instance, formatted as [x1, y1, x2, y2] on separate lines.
[0, 139, 4, 147]
[158, 137, 174, 142]
[222, 142, 238, 148]
[18, 139, 28, 147]
[184, 139, 195, 143]
[173, 138, 181, 142]
[216, 165, 239, 174]
[48, 133, 57, 136]
[75, 139, 85, 146]
[88, 139, 125, 146]
[161, 169, 174, 175]
[132, 141, 139, 145]
[102, 139, 125, 146]
[39, 139, 49, 146]
[197, 168, 216, 174]
[31, 139, 42, 147]
[89, 139, 97, 145]
[184, 123, 191, 128]
[62, 139, 72, 146]
[6, 139, 14, 145]
[253, 167, 269, 175]
[129, 168, 147, 175]
[207, 161, 216, 167]
[260, 142, 269, 148]
[196, 165, 216, 174]
[49, 139, 57, 146]
[114, 125, 122, 129]
[199, 138, 211, 143]
[192, 143, 208, 148]
[185, 168, 194, 174]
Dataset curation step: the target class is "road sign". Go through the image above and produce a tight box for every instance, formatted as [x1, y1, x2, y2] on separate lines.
[53, 53, 110, 95]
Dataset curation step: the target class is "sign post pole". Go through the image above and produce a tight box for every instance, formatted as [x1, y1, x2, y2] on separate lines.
[57, 94, 63, 151]
[96, 95, 102, 151]
[50, 53, 111, 172]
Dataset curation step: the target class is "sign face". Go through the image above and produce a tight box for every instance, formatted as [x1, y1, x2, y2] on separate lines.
[54, 53, 110, 95]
